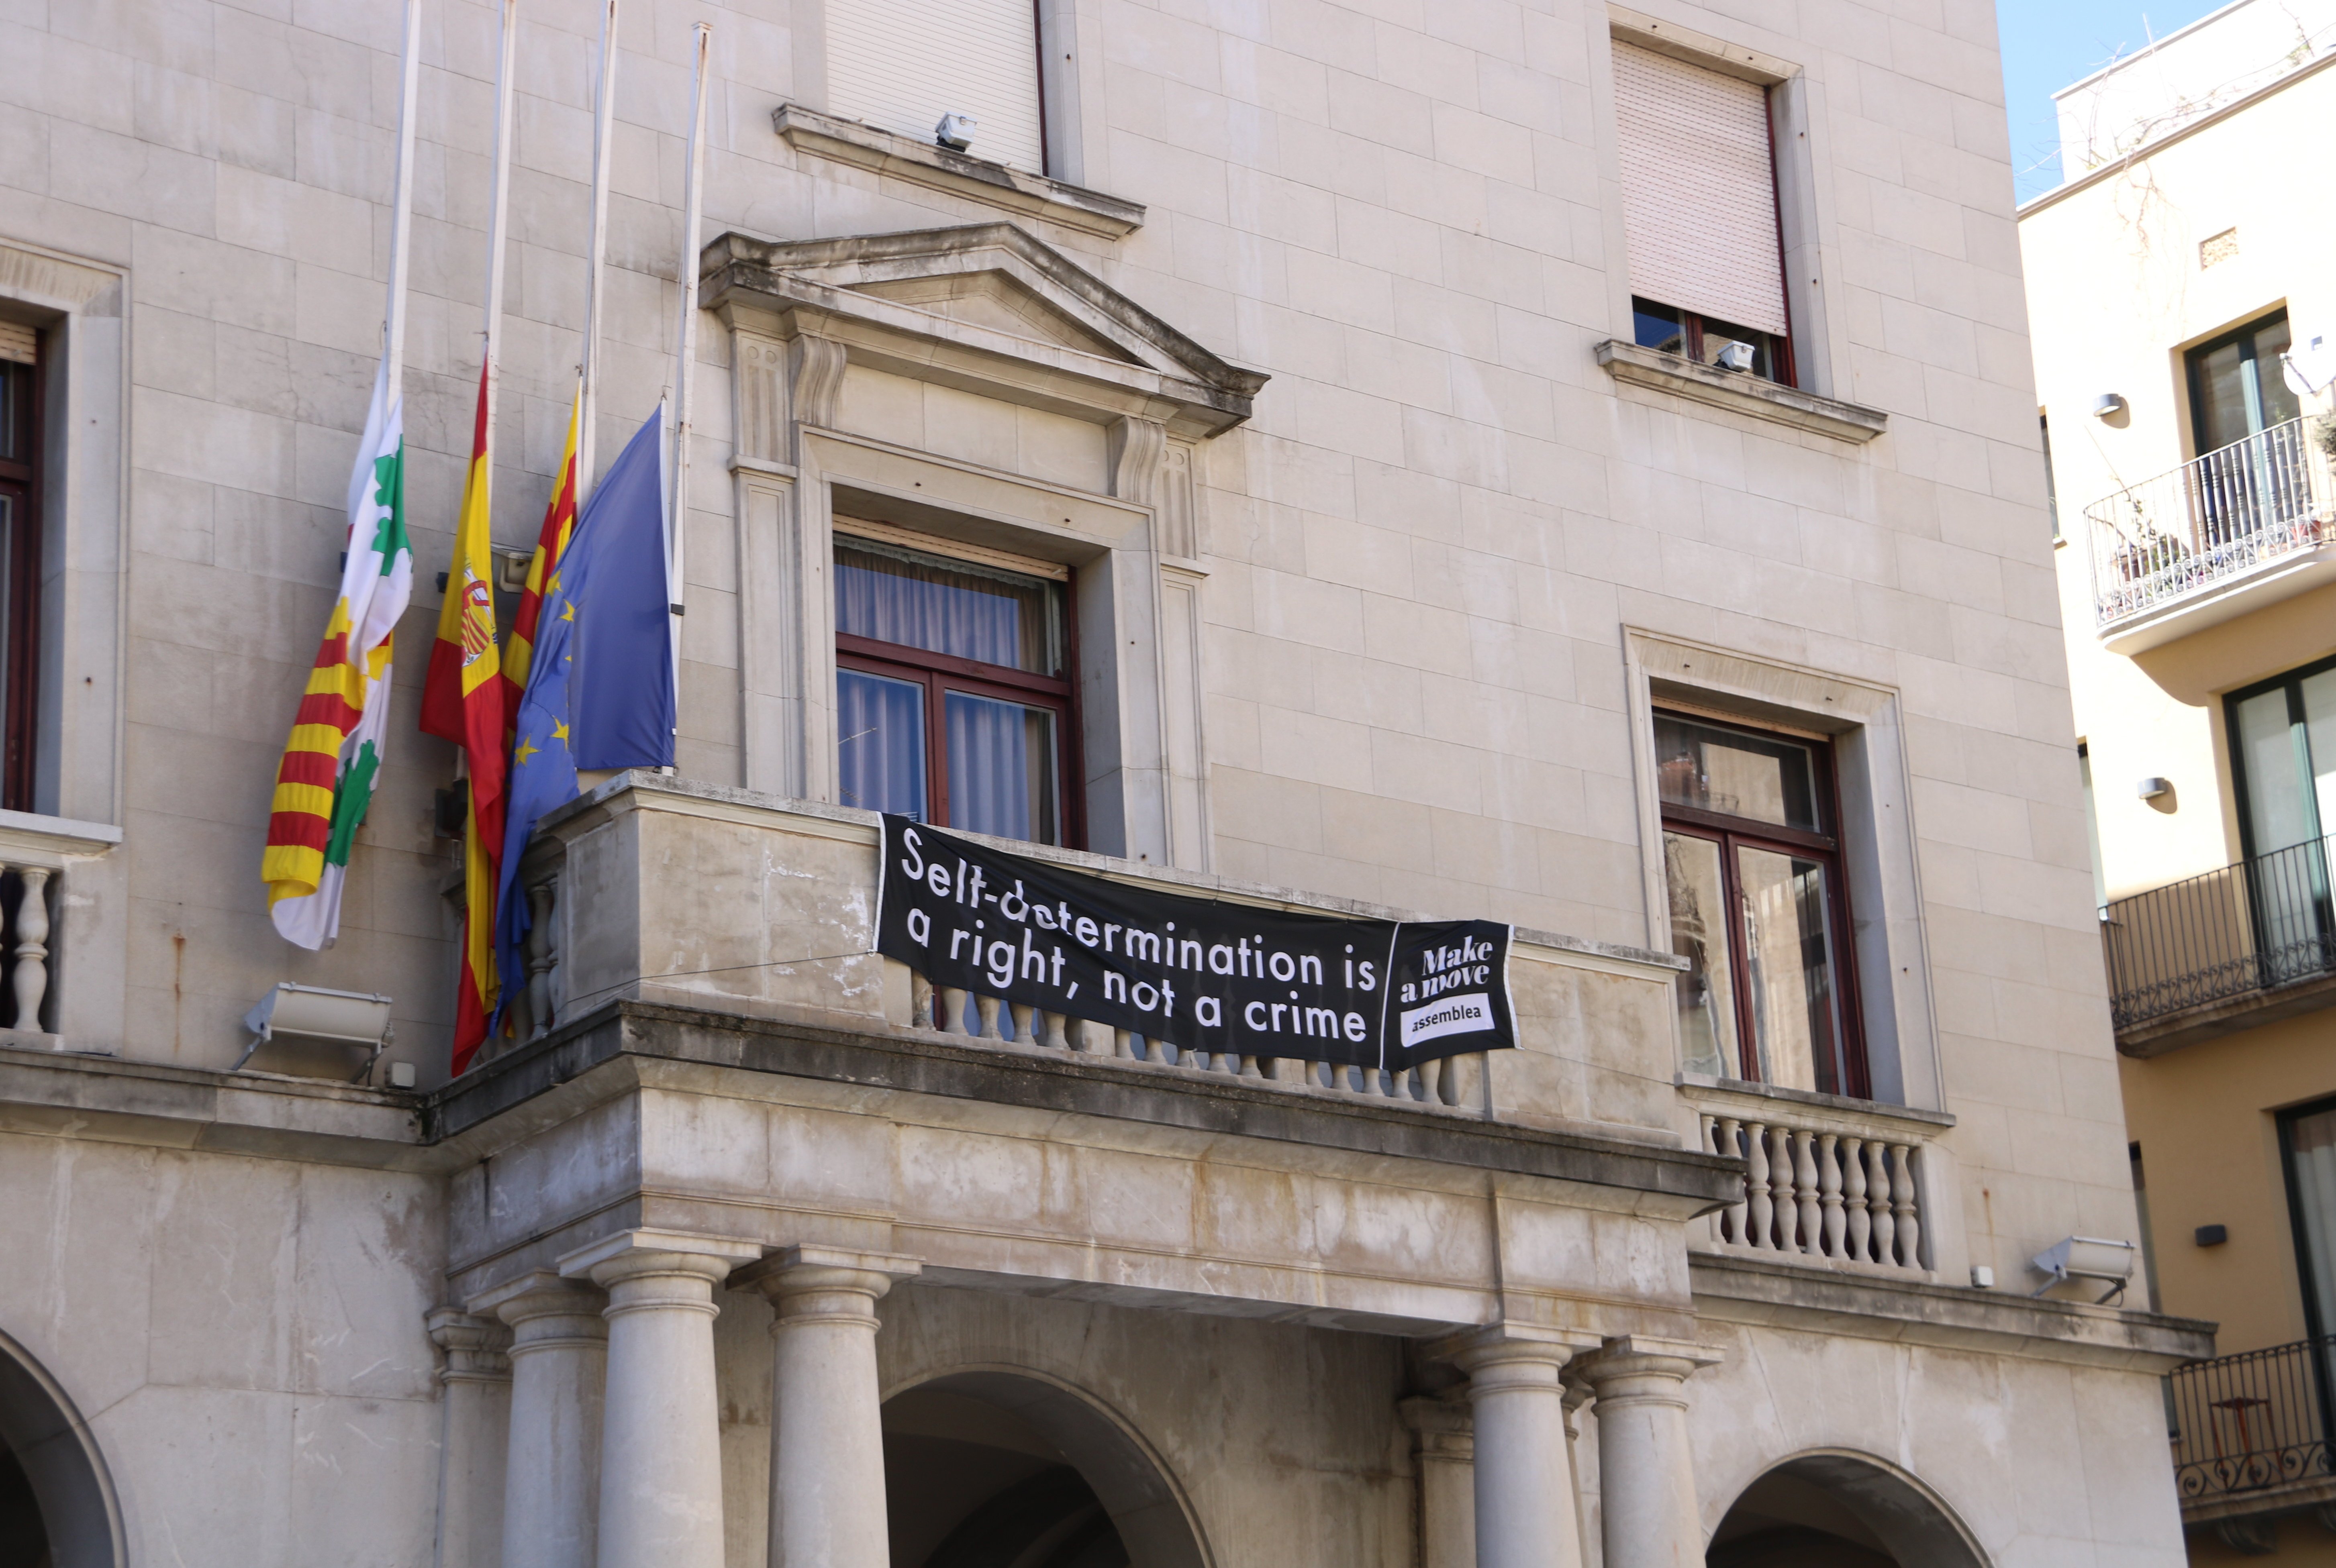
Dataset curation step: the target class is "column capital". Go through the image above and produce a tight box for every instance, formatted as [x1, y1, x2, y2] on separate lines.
[425, 1306, 512, 1385]
[1427, 1323, 1603, 1388]
[1579, 1335, 1720, 1405]
[471, 1269, 610, 1350]
[1398, 1395, 1474, 1460]
[556, 1229, 764, 1295]
[734, 1244, 921, 1316]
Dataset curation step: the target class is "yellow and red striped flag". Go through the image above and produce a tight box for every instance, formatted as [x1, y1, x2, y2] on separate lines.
[501, 384, 580, 730]
[263, 356, 414, 948]
[421, 365, 507, 1073]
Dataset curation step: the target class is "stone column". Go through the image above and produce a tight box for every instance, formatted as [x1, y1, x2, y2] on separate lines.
[425, 1307, 511, 1568]
[559, 1230, 763, 1568]
[1582, 1336, 1718, 1568]
[737, 1245, 923, 1568]
[473, 1272, 609, 1568]
[1439, 1328, 1599, 1568]
[1397, 1396, 1475, 1568]
[1562, 1374, 1597, 1568]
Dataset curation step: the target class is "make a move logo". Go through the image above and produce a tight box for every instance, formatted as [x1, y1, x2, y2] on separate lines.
[1397, 934, 1501, 1050]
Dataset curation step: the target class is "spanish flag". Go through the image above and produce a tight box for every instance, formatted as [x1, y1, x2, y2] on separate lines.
[263, 355, 414, 949]
[422, 365, 507, 1073]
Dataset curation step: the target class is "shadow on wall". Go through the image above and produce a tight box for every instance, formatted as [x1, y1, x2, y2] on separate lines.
[0, 1327, 121, 1568]
[1707, 1453, 1987, 1568]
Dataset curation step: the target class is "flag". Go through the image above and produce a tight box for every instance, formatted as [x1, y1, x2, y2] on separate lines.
[501, 383, 580, 732]
[263, 355, 415, 948]
[492, 405, 672, 1030]
[422, 365, 508, 1073]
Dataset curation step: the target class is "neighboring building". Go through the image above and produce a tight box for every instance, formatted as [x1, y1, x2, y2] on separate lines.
[0, 2, 2203, 1566]
[2024, 0, 2336, 1558]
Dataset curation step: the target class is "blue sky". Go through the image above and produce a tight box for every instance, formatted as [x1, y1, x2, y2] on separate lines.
[1999, 1, 2232, 202]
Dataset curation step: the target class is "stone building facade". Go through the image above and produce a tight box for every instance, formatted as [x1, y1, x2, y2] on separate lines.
[0, 1, 2208, 1566]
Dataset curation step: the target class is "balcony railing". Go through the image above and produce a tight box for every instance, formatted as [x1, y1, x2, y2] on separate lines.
[2102, 835, 2336, 1031]
[2087, 416, 2334, 631]
[2168, 1336, 2336, 1504]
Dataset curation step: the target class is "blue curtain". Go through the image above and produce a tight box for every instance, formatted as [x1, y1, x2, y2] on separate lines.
[837, 669, 926, 820]
[947, 692, 1056, 842]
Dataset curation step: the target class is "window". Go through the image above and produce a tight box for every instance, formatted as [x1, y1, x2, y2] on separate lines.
[0, 324, 39, 812]
[2227, 658, 2336, 860]
[2189, 309, 2300, 457]
[1613, 40, 1794, 387]
[825, 0, 1047, 172]
[1658, 711, 1864, 1097]
[2283, 1099, 2336, 1341]
[833, 532, 1074, 846]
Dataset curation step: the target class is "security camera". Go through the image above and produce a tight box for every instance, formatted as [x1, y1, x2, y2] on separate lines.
[935, 112, 978, 152]
[1713, 340, 1756, 373]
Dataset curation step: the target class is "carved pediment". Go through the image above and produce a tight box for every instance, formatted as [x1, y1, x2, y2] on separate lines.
[700, 224, 1266, 438]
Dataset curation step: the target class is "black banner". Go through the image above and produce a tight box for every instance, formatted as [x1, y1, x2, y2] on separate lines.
[875, 816, 1515, 1069]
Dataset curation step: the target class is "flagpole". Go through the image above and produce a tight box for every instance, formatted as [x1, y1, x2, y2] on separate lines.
[382, 0, 423, 390]
[578, 0, 622, 508]
[666, 21, 712, 735]
[480, 0, 520, 477]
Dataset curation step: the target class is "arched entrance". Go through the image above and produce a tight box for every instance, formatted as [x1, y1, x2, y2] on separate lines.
[882, 1369, 1207, 1568]
[1708, 1452, 1986, 1568]
[0, 1329, 122, 1568]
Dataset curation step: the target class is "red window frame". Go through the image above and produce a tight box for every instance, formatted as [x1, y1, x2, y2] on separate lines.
[1658, 710, 1866, 1099]
[0, 333, 41, 814]
[833, 544, 1082, 849]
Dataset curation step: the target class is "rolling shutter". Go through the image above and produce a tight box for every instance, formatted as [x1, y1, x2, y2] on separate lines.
[827, 0, 1045, 173]
[1612, 40, 1787, 336]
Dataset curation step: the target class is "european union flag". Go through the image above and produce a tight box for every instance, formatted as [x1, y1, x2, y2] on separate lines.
[492, 405, 675, 1028]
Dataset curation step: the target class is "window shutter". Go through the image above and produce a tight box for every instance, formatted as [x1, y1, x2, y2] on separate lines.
[827, 0, 1045, 173]
[1611, 41, 1788, 336]
[0, 321, 32, 366]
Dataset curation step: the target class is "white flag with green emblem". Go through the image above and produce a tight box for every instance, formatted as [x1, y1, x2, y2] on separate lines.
[262, 355, 416, 949]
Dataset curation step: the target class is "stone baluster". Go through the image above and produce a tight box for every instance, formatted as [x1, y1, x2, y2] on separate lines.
[1113, 1026, 1134, 1058]
[1040, 1011, 1069, 1049]
[474, 1271, 609, 1568]
[425, 1308, 513, 1568]
[740, 1245, 923, 1568]
[1866, 1141, 1895, 1266]
[1006, 1001, 1032, 1043]
[1715, 1118, 1746, 1246]
[939, 987, 970, 1034]
[1768, 1126, 1799, 1252]
[1700, 1117, 1724, 1245]
[1842, 1136, 1870, 1262]
[1145, 1036, 1173, 1065]
[1240, 1054, 1264, 1077]
[1744, 1122, 1773, 1249]
[9, 866, 49, 1032]
[1792, 1129, 1821, 1251]
[909, 971, 935, 1029]
[974, 995, 1003, 1039]
[1817, 1134, 1844, 1259]
[562, 1230, 762, 1568]
[526, 878, 557, 1037]
[1891, 1145, 1921, 1268]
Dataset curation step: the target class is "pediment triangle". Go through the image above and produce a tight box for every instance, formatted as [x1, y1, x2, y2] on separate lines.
[845, 269, 1141, 364]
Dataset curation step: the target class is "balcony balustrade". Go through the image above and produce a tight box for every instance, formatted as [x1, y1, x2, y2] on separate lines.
[2086, 417, 2336, 652]
[2101, 834, 2336, 1050]
[2167, 1336, 2336, 1523]
[491, 774, 1694, 1137]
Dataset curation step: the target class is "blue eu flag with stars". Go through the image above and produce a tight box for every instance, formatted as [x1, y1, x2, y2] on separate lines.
[492, 404, 675, 1029]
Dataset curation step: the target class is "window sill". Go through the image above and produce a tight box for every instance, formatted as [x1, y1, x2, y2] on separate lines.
[1595, 340, 1888, 444]
[773, 104, 1146, 240]
[0, 808, 121, 864]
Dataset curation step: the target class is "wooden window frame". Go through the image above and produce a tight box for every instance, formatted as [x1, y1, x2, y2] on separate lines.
[1658, 709, 1866, 1098]
[833, 546, 1084, 849]
[0, 332, 41, 814]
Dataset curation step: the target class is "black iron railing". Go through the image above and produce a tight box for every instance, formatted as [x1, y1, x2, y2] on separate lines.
[2168, 1336, 2336, 1502]
[2103, 836, 2336, 1030]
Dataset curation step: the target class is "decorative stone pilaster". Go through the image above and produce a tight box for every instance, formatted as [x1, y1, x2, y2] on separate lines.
[472, 1271, 609, 1568]
[425, 1308, 511, 1568]
[560, 1230, 763, 1568]
[1433, 1326, 1602, 1568]
[737, 1245, 923, 1568]
[1580, 1336, 1719, 1568]
[1397, 1395, 1475, 1568]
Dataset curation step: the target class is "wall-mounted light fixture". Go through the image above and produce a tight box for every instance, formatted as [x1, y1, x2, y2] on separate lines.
[2031, 1235, 2137, 1303]
[2092, 393, 2128, 420]
[237, 982, 394, 1083]
[2137, 776, 2171, 801]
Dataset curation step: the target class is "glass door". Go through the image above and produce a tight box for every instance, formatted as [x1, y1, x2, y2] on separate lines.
[2188, 312, 2304, 548]
[2230, 665, 2336, 984]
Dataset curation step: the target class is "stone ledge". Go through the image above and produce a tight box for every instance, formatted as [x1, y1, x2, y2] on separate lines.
[427, 1000, 1746, 1216]
[773, 104, 1144, 239]
[1677, 1075, 1956, 1135]
[2116, 968, 2336, 1057]
[0, 1045, 430, 1170]
[1595, 340, 1889, 443]
[1690, 1249, 2215, 1372]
